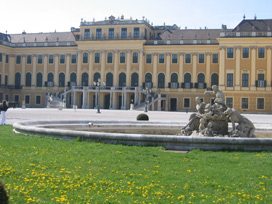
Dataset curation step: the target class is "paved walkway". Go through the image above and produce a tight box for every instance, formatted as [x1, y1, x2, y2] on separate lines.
[4, 108, 272, 130]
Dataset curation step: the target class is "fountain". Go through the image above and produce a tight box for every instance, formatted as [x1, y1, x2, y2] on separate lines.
[13, 86, 272, 152]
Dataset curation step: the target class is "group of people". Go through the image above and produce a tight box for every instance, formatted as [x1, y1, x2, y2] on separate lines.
[0, 101, 9, 125]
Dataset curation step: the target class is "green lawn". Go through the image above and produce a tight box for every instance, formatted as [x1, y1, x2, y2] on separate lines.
[0, 125, 272, 203]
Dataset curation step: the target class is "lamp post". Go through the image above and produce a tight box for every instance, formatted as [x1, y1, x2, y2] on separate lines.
[93, 79, 104, 113]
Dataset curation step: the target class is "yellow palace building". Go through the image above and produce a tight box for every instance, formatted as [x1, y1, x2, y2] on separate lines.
[1, 15, 272, 112]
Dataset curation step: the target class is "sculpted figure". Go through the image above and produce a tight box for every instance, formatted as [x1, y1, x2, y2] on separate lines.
[204, 85, 225, 104]
[224, 108, 255, 137]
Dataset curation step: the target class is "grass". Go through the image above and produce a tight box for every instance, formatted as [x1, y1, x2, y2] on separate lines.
[0, 125, 272, 203]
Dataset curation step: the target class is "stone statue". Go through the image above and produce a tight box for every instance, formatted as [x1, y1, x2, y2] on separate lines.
[179, 86, 255, 138]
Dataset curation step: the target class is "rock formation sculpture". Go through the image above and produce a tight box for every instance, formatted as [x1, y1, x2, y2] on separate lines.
[179, 85, 255, 137]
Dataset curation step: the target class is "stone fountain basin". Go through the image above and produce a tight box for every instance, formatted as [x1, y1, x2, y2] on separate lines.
[13, 120, 272, 152]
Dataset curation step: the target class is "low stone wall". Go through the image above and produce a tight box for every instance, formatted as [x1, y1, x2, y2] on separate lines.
[13, 120, 272, 152]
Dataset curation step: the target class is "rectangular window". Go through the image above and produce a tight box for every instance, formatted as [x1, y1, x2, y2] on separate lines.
[36, 95, 41, 105]
[71, 55, 77, 64]
[83, 53, 88, 63]
[185, 54, 191, 63]
[121, 28, 127, 38]
[242, 98, 248, 109]
[242, 73, 249, 87]
[49, 55, 54, 64]
[96, 28, 102, 39]
[38, 55, 43, 64]
[199, 54, 204, 63]
[108, 28, 114, 39]
[5, 75, 8, 86]
[134, 28, 139, 38]
[0, 53, 2, 62]
[146, 54, 152, 64]
[120, 52, 125, 63]
[84, 29, 90, 39]
[227, 73, 233, 87]
[6, 55, 9, 63]
[212, 54, 218, 63]
[184, 98, 190, 108]
[16, 55, 21, 64]
[257, 73, 265, 87]
[14, 95, 19, 102]
[226, 98, 233, 108]
[60, 55, 65, 64]
[258, 48, 265, 58]
[25, 95, 30, 104]
[172, 54, 177, 63]
[27, 55, 32, 64]
[159, 54, 164, 63]
[133, 52, 138, 63]
[243, 48, 249, 58]
[95, 53, 100, 63]
[227, 48, 234, 58]
[107, 52, 112, 63]
[257, 98, 264, 109]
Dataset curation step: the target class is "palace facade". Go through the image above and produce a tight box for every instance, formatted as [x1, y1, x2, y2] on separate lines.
[1, 16, 272, 112]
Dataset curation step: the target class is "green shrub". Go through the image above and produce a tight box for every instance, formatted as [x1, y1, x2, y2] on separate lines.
[0, 182, 9, 204]
[136, 113, 149, 121]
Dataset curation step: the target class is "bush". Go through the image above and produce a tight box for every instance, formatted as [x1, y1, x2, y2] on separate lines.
[137, 113, 149, 121]
[0, 182, 9, 204]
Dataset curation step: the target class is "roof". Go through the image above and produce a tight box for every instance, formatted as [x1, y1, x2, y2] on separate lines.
[159, 29, 223, 41]
[233, 19, 272, 32]
[9, 32, 76, 43]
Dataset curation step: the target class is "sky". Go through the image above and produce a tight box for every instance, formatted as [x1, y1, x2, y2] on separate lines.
[0, 0, 271, 34]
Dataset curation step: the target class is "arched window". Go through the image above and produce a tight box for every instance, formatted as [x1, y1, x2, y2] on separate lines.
[36, 73, 43, 87]
[82, 72, 88, 86]
[171, 73, 178, 83]
[145, 73, 152, 82]
[131, 73, 139, 87]
[70, 73, 77, 84]
[184, 73, 191, 89]
[119, 72, 126, 87]
[94, 72, 101, 83]
[158, 73, 165, 88]
[25, 72, 32, 87]
[211, 73, 219, 86]
[59, 73, 65, 87]
[15, 72, 21, 89]
[106, 72, 113, 87]
[197, 73, 205, 89]
[48, 73, 54, 82]
[47, 73, 54, 87]
[144, 73, 152, 88]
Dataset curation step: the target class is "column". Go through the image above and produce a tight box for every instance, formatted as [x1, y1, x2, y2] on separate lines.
[8, 55, 15, 86]
[235, 47, 241, 90]
[219, 46, 226, 89]
[153, 53, 158, 87]
[126, 50, 131, 87]
[113, 50, 119, 86]
[32, 55, 37, 87]
[205, 52, 211, 88]
[21, 55, 26, 86]
[192, 52, 197, 83]
[43, 55, 48, 89]
[109, 91, 113, 109]
[77, 50, 82, 86]
[101, 49, 106, 82]
[179, 53, 184, 87]
[266, 47, 272, 91]
[2, 53, 6, 79]
[65, 54, 70, 86]
[112, 88, 116, 109]
[139, 49, 144, 86]
[82, 87, 87, 108]
[250, 46, 256, 90]
[166, 53, 171, 87]
[54, 55, 59, 89]
[88, 50, 93, 84]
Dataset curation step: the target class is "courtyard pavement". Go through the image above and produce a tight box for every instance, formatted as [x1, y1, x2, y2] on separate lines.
[4, 107, 272, 130]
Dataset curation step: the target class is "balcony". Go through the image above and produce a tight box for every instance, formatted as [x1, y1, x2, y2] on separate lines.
[256, 80, 266, 87]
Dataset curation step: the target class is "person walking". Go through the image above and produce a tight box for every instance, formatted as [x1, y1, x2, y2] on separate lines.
[0, 101, 9, 125]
